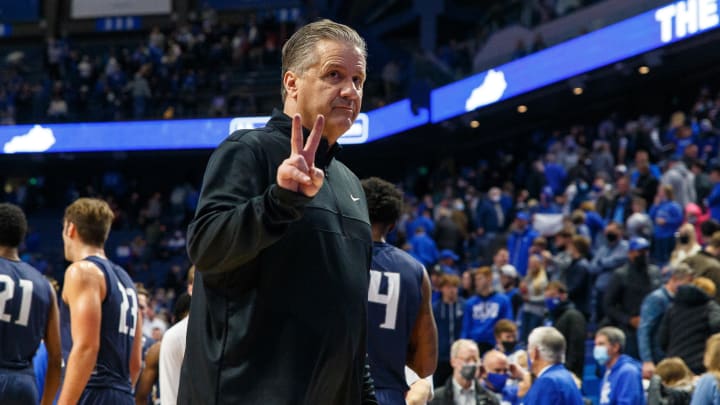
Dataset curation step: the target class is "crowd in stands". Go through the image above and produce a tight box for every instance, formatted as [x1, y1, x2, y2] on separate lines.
[0, 0, 612, 124]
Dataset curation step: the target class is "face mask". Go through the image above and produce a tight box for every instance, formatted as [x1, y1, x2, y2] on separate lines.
[460, 364, 477, 381]
[605, 233, 618, 243]
[593, 345, 609, 365]
[633, 254, 648, 268]
[486, 372, 509, 392]
[501, 341, 517, 353]
[545, 297, 561, 312]
[679, 234, 691, 244]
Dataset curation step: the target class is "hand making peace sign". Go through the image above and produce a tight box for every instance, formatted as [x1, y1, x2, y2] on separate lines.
[276, 113, 326, 197]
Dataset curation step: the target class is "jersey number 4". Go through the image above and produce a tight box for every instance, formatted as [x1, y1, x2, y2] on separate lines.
[0, 275, 34, 327]
[368, 270, 400, 330]
[117, 282, 139, 336]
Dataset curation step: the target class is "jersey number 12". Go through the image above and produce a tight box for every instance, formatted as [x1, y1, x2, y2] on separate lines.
[368, 270, 400, 330]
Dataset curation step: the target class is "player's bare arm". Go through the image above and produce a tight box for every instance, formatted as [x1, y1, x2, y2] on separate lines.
[57, 261, 107, 405]
[407, 270, 438, 378]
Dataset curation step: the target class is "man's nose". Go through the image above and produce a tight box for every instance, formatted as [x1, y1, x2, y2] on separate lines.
[340, 80, 360, 99]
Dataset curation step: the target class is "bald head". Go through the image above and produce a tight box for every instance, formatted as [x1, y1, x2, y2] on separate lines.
[482, 350, 509, 375]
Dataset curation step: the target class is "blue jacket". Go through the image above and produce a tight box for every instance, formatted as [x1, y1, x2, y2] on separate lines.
[433, 298, 465, 362]
[638, 287, 672, 363]
[599, 354, 645, 405]
[545, 163, 567, 196]
[408, 232, 439, 268]
[690, 373, 720, 405]
[708, 183, 720, 222]
[523, 364, 583, 405]
[649, 200, 683, 239]
[406, 215, 435, 238]
[476, 200, 507, 233]
[461, 292, 513, 346]
[589, 240, 629, 292]
[508, 226, 539, 277]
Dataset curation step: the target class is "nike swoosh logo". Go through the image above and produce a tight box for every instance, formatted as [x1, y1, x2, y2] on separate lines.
[351, 194, 360, 202]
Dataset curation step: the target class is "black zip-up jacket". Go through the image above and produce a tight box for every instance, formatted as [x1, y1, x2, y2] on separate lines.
[179, 109, 378, 405]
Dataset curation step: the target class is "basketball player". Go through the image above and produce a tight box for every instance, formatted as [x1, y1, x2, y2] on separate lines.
[57, 198, 142, 405]
[0, 203, 61, 405]
[362, 177, 438, 404]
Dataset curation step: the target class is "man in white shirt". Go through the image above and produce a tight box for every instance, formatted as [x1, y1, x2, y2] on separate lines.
[159, 266, 194, 405]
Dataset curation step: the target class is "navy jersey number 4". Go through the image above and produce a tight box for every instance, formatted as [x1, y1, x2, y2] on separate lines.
[368, 270, 400, 330]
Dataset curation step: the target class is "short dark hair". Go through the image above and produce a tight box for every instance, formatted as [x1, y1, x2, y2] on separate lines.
[361, 177, 403, 227]
[0, 203, 28, 248]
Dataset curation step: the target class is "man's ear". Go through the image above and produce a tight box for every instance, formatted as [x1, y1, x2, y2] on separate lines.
[283, 70, 299, 100]
[65, 221, 76, 239]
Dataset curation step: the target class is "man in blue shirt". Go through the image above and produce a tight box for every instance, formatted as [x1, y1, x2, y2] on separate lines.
[522, 326, 583, 405]
[462, 267, 513, 355]
[507, 213, 538, 277]
[638, 263, 693, 379]
[594, 327, 645, 405]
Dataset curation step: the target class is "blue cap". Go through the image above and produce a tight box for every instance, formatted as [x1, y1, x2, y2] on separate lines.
[516, 212, 530, 222]
[439, 249, 459, 261]
[629, 237, 650, 251]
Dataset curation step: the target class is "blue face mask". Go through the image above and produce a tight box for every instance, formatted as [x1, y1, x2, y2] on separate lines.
[545, 297, 561, 312]
[593, 345, 609, 365]
[486, 372, 508, 392]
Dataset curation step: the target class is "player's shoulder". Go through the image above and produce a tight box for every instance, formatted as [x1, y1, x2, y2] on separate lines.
[64, 260, 106, 286]
[379, 244, 426, 273]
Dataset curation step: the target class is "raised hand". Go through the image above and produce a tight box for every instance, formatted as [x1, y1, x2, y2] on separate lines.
[276, 114, 325, 197]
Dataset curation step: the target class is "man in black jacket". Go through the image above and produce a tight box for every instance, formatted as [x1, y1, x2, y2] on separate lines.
[430, 339, 499, 405]
[179, 19, 377, 405]
[544, 281, 587, 379]
[603, 237, 661, 360]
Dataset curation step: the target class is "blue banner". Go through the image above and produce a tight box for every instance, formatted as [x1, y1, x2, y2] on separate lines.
[0, 1, 40, 23]
[430, 0, 720, 123]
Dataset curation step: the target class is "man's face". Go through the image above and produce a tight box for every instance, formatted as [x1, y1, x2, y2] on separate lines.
[483, 353, 509, 375]
[594, 334, 618, 358]
[616, 178, 629, 194]
[544, 287, 562, 301]
[474, 274, 491, 292]
[441, 283, 458, 302]
[494, 250, 508, 266]
[497, 331, 516, 344]
[137, 294, 149, 318]
[452, 345, 480, 373]
[290, 39, 365, 142]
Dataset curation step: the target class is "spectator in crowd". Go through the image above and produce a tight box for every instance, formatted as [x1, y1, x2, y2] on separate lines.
[670, 223, 702, 267]
[507, 212, 538, 277]
[603, 236, 661, 359]
[638, 263, 694, 379]
[594, 326, 645, 405]
[545, 227, 573, 283]
[430, 339, 500, 405]
[410, 226, 440, 269]
[661, 156, 696, 210]
[565, 235, 592, 319]
[519, 254, 548, 344]
[626, 197, 653, 239]
[631, 150, 660, 208]
[462, 267, 513, 354]
[438, 249, 461, 275]
[650, 184, 684, 265]
[690, 333, 720, 405]
[490, 248, 509, 292]
[646, 357, 694, 405]
[493, 319, 521, 357]
[433, 273, 465, 387]
[659, 277, 720, 374]
[544, 281, 586, 380]
[522, 326, 584, 405]
[683, 231, 720, 303]
[692, 159, 713, 205]
[435, 207, 464, 252]
[589, 222, 629, 323]
[498, 264, 522, 319]
[479, 350, 520, 405]
[604, 176, 633, 225]
[476, 187, 509, 258]
[708, 164, 720, 222]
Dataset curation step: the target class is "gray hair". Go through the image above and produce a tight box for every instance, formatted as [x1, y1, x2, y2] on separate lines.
[670, 263, 694, 279]
[281, 19, 367, 101]
[528, 326, 566, 364]
[597, 326, 626, 352]
[450, 339, 479, 360]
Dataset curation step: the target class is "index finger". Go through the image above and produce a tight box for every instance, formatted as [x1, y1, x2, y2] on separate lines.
[303, 114, 325, 165]
[291, 113, 304, 155]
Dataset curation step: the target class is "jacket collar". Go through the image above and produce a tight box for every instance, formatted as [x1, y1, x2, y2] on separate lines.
[266, 108, 342, 171]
